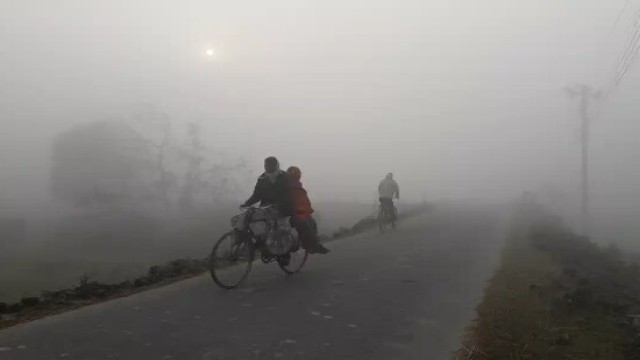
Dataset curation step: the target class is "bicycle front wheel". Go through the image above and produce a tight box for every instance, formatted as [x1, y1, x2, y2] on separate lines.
[209, 231, 254, 289]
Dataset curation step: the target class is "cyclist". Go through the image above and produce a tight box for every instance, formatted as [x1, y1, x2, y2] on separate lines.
[286, 166, 329, 254]
[241, 156, 293, 216]
[378, 172, 399, 222]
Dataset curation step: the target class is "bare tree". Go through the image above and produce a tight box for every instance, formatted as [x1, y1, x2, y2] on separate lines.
[178, 122, 206, 210]
[50, 120, 155, 209]
[134, 112, 176, 212]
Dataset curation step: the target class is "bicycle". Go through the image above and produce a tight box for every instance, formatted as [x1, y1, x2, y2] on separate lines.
[208, 206, 308, 289]
[377, 201, 397, 232]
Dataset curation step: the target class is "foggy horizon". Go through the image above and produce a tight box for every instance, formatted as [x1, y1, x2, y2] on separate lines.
[2, 0, 640, 234]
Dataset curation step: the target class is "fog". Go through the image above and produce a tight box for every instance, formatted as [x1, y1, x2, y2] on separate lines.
[2, 1, 640, 299]
[1, 0, 625, 203]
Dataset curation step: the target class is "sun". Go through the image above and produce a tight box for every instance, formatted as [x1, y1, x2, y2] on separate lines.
[205, 48, 215, 57]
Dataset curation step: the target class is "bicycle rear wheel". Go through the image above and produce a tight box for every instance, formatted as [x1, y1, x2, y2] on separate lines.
[209, 231, 254, 289]
[391, 206, 398, 229]
[278, 249, 308, 275]
[378, 209, 388, 233]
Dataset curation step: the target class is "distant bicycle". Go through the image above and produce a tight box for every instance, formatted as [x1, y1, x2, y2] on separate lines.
[209, 206, 308, 289]
[377, 202, 397, 232]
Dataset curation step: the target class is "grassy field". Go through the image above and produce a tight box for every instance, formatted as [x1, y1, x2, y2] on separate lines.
[456, 206, 640, 360]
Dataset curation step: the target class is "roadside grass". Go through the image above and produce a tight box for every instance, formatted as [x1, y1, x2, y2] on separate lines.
[456, 208, 640, 360]
[0, 259, 208, 330]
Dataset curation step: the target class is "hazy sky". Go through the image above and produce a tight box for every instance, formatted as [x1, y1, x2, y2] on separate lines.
[2, 0, 640, 217]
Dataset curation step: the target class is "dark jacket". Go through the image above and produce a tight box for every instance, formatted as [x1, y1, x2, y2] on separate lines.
[243, 171, 293, 216]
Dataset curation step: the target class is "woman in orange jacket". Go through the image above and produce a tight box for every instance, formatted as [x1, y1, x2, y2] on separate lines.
[286, 166, 329, 254]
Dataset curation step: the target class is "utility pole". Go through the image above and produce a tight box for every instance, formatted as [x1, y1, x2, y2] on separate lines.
[566, 84, 600, 236]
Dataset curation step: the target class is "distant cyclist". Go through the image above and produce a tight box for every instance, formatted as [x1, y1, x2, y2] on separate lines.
[378, 173, 399, 222]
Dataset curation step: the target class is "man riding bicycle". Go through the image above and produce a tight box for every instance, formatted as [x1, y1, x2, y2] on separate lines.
[241, 157, 328, 255]
[241, 156, 293, 216]
[378, 172, 399, 222]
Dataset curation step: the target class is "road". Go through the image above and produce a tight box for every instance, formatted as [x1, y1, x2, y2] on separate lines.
[0, 206, 505, 360]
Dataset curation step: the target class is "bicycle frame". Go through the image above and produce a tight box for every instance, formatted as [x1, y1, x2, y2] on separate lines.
[235, 206, 296, 259]
[209, 206, 309, 289]
[378, 202, 396, 218]
[234, 206, 275, 241]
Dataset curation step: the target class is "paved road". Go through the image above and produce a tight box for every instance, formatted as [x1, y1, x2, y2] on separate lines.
[0, 207, 505, 360]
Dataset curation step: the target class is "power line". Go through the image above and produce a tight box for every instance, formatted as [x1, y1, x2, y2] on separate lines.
[607, 6, 640, 95]
[611, 9, 640, 74]
[597, 1, 633, 92]
[609, 0, 633, 35]
[614, 13, 640, 71]
[614, 40, 640, 88]
[609, 39, 640, 94]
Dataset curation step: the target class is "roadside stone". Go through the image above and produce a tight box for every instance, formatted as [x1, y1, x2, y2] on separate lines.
[134, 278, 150, 287]
[7, 303, 24, 313]
[74, 282, 119, 300]
[21, 297, 41, 307]
[553, 333, 571, 346]
[41, 290, 74, 305]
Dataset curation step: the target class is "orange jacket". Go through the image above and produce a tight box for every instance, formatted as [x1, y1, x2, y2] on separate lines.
[290, 182, 314, 219]
[287, 167, 314, 219]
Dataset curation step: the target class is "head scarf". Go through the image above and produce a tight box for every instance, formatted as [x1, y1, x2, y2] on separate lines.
[286, 166, 302, 182]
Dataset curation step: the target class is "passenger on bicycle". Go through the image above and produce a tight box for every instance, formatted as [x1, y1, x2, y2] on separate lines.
[241, 156, 293, 216]
[378, 172, 400, 222]
[286, 166, 329, 255]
